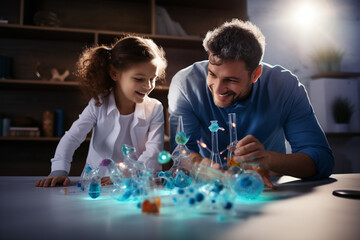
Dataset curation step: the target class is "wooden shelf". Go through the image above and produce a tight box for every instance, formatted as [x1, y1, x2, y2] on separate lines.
[0, 79, 81, 91]
[0, 23, 203, 48]
[311, 72, 360, 79]
[0, 79, 77, 85]
[0, 23, 95, 42]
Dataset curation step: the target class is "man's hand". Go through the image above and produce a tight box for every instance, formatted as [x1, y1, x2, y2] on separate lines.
[35, 176, 70, 187]
[233, 135, 270, 167]
[233, 135, 278, 189]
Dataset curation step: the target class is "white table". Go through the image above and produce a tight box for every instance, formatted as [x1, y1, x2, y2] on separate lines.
[0, 174, 359, 240]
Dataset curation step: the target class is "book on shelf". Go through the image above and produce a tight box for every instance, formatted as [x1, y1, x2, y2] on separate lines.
[8, 127, 40, 137]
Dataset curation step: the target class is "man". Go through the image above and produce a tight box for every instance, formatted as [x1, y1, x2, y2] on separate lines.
[168, 19, 334, 185]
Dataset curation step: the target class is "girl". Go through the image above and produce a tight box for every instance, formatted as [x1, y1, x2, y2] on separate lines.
[35, 35, 167, 187]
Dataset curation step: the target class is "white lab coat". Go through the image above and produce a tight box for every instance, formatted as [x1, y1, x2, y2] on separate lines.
[50, 92, 164, 174]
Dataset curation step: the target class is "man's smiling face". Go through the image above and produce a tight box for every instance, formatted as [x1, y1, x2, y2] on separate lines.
[207, 59, 259, 108]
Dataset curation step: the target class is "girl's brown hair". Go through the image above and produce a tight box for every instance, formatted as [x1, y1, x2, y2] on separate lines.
[76, 35, 167, 106]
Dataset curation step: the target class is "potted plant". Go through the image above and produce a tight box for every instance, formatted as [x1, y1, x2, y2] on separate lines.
[332, 97, 354, 132]
[311, 46, 343, 73]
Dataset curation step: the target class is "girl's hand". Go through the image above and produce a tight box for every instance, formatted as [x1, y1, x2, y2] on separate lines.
[197, 157, 223, 171]
[35, 176, 70, 187]
[101, 177, 113, 186]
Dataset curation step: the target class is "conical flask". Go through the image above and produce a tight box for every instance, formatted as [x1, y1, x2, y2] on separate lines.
[170, 116, 193, 187]
[171, 116, 191, 166]
[208, 120, 225, 169]
[227, 113, 241, 169]
[172, 116, 191, 158]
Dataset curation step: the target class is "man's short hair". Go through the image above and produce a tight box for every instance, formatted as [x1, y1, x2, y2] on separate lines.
[203, 19, 265, 73]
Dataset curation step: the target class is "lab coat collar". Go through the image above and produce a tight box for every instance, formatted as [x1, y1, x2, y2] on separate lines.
[131, 96, 150, 154]
[106, 91, 118, 116]
[105, 91, 148, 122]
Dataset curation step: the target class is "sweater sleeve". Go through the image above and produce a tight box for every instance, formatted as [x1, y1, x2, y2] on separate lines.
[281, 71, 334, 179]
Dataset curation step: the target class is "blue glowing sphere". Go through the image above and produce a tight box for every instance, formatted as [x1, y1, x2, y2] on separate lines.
[231, 170, 264, 199]
[158, 151, 171, 164]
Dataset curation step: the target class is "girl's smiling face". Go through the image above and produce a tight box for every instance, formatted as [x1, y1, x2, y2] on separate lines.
[111, 60, 158, 113]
